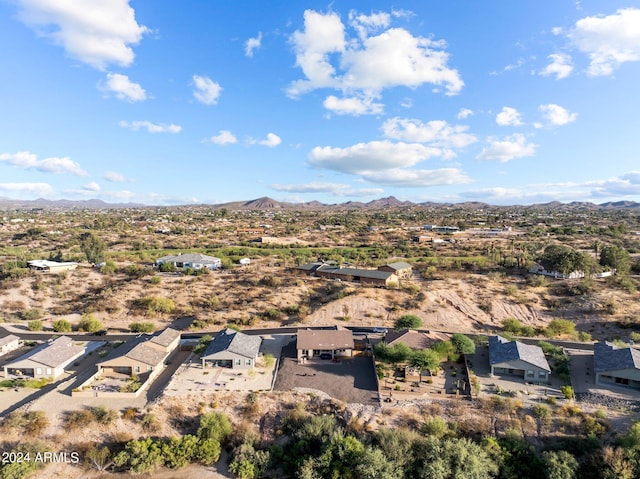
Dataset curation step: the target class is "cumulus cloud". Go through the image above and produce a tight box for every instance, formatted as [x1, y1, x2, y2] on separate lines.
[360, 168, 471, 187]
[496, 107, 523, 126]
[564, 8, 640, 76]
[100, 73, 146, 102]
[270, 182, 384, 197]
[323, 95, 384, 115]
[245, 32, 262, 57]
[208, 130, 238, 145]
[457, 108, 473, 120]
[118, 120, 182, 133]
[287, 9, 463, 108]
[381, 117, 477, 149]
[476, 134, 537, 162]
[0, 151, 87, 176]
[537, 104, 578, 127]
[193, 75, 222, 105]
[252, 133, 281, 147]
[539, 53, 573, 79]
[103, 171, 134, 182]
[15, 0, 148, 70]
[83, 181, 101, 191]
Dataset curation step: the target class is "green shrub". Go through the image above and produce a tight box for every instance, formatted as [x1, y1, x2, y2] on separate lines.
[21, 308, 43, 321]
[27, 320, 43, 331]
[129, 322, 155, 333]
[52, 319, 72, 332]
[78, 313, 103, 332]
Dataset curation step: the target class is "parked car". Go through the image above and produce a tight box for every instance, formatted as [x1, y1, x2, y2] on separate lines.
[319, 353, 332, 360]
[373, 327, 388, 334]
[94, 330, 108, 336]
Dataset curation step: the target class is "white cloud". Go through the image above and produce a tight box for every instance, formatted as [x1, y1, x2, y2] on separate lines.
[381, 117, 477, 149]
[359, 168, 471, 187]
[119, 120, 182, 133]
[270, 182, 384, 197]
[103, 171, 134, 182]
[83, 181, 101, 191]
[496, 107, 523, 126]
[476, 134, 537, 162]
[309, 140, 440, 173]
[323, 95, 384, 115]
[0, 182, 55, 197]
[245, 32, 262, 57]
[457, 108, 474, 119]
[192, 75, 222, 105]
[538, 104, 578, 127]
[565, 8, 640, 76]
[287, 9, 463, 101]
[539, 53, 573, 79]
[0, 151, 87, 176]
[100, 73, 146, 102]
[208, 130, 238, 145]
[251, 133, 281, 147]
[15, 0, 148, 70]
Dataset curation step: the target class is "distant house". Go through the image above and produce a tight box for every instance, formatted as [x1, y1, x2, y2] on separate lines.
[294, 262, 398, 286]
[594, 341, 640, 390]
[384, 330, 449, 350]
[378, 261, 412, 279]
[529, 262, 585, 280]
[0, 335, 22, 357]
[156, 253, 221, 271]
[4, 336, 86, 379]
[239, 258, 251, 265]
[97, 329, 180, 378]
[27, 260, 78, 273]
[488, 335, 551, 383]
[297, 327, 354, 361]
[201, 328, 262, 369]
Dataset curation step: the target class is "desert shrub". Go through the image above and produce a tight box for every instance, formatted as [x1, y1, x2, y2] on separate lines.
[21, 308, 43, 321]
[561, 385, 575, 400]
[134, 296, 175, 315]
[52, 319, 72, 332]
[100, 260, 118, 274]
[27, 320, 43, 331]
[544, 318, 577, 338]
[122, 407, 139, 421]
[149, 276, 161, 285]
[504, 285, 518, 296]
[394, 314, 422, 330]
[91, 406, 118, 425]
[197, 412, 232, 444]
[78, 313, 103, 332]
[140, 412, 159, 432]
[66, 410, 95, 431]
[260, 275, 281, 288]
[502, 317, 536, 337]
[129, 322, 155, 333]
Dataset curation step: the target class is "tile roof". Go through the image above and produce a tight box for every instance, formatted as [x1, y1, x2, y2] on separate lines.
[489, 335, 551, 372]
[594, 341, 640, 372]
[149, 327, 180, 348]
[15, 336, 85, 368]
[297, 328, 354, 350]
[202, 328, 262, 360]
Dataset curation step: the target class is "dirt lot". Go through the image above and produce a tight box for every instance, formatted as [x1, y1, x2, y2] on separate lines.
[274, 340, 379, 405]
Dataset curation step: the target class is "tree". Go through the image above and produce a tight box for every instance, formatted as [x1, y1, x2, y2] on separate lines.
[542, 450, 579, 479]
[600, 245, 631, 275]
[197, 412, 232, 443]
[533, 404, 552, 439]
[80, 232, 106, 265]
[394, 314, 423, 330]
[451, 333, 476, 355]
[410, 349, 441, 382]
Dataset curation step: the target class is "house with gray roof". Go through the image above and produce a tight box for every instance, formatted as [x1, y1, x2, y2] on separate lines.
[594, 341, 640, 390]
[378, 261, 413, 279]
[294, 262, 398, 286]
[156, 252, 221, 271]
[0, 334, 22, 357]
[3, 336, 86, 379]
[201, 329, 262, 369]
[489, 335, 551, 383]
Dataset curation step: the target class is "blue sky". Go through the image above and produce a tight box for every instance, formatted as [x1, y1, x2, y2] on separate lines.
[1, 1, 640, 206]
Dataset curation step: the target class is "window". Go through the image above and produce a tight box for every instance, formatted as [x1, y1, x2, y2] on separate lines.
[46, 368, 52, 375]
[526, 370, 534, 377]
[135, 366, 141, 373]
[539, 371, 546, 378]
[235, 359, 241, 366]
[245, 359, 252, 366]
[36, 368, 42, 375]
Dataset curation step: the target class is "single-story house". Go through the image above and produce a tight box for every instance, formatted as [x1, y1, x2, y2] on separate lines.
[3, 336, 86, 379]
[201, 328, 262, 369]
[384, 330, 449, 350]
[377, 261, 412, 279]
[97, 333, 177, 378]
[239, 258, 251, 265]
[488, 335, 551, 383]
[297, 327, 354, 361]
[594, 341, 640, 390]
[529, 262, 585, 280]
[27, 260, 78, 273]
[156, 253, 221, 271]
[0, 334, 22, 356]
[294, 262, 398, 286]
[147, 327, 181, 353]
